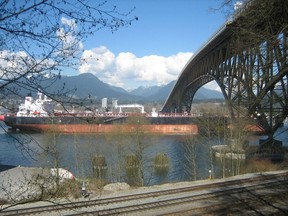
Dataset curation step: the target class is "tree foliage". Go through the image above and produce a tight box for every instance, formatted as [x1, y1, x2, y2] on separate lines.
[0, 0, 137, 106]
[0, 0, 137, 205]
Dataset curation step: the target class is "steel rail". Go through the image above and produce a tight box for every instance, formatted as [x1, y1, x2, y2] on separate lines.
[67, 175, 287, 215]
[1, 171, 287, 216]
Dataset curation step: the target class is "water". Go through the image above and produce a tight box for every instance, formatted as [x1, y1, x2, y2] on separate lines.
[0, 122, 287, 186]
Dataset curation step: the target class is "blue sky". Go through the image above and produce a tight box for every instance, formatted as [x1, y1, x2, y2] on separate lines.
[77, 0, 229, 91]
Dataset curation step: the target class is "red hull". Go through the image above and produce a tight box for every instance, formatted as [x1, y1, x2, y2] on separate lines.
[13, 123, 199, 135]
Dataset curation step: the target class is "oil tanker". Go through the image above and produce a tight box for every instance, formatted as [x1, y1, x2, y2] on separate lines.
[0, 92, 198, 135]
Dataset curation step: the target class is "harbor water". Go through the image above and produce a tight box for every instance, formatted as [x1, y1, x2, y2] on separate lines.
[0, 122, 287, 186]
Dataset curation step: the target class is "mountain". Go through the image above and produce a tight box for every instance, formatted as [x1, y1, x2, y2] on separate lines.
[129, 80, 223, 101]
[48, 73, 223, 101]
[149, 81, 176, 101]
[193, 87, 224, 100]
[11, 73, 223, 102]
[130, 85, 162, 97]
[46, 73, 144, 101]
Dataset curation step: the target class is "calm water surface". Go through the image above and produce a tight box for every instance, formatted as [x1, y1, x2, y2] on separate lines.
[0, 122, 287, 185]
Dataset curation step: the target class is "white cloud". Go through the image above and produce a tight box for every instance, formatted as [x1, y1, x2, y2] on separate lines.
[79, 46, 193, 89]
[80, 46, 115, 72]
[61, 17, 77, 28]
[116, 52, 138, 78]
[0, 50, 56, 78]
[56, 17, 84, 55]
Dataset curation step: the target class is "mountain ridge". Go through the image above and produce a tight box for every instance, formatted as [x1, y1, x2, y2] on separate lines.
[51, 73, 223, 102]
[13, 73, 223, 102]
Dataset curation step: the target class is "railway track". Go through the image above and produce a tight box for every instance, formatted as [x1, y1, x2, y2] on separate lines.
[1, 171, 288, 215]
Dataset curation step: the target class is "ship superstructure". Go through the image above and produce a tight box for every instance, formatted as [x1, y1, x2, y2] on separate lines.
[17, 92, 54, 117]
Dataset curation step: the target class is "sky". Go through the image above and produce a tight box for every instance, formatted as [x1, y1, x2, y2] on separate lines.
[76, 0, 229, 91]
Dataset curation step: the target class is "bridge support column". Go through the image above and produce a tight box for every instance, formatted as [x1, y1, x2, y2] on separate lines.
[258, 138, 284, 162]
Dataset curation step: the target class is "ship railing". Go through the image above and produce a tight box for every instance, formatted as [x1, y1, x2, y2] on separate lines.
[54, 112, 130, 118]
[156, 112, 203, 117]
[52, 112, 204, 118]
